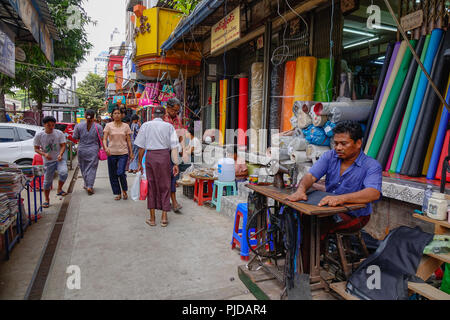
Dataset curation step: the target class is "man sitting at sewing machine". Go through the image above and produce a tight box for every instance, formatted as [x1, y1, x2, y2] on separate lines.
[286, 120, 382, 271]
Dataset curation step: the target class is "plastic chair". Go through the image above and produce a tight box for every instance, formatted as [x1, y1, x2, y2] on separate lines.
[211, 180, 237, 212]
[193, 178, 214, 206]
[231, 203, 257, 260]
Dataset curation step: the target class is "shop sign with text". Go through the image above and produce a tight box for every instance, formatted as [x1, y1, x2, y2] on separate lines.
[211, 7, 240, 53]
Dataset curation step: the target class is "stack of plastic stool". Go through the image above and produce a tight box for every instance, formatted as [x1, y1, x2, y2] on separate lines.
[231, 203, 257, 260]
[211, 180, 237, 212]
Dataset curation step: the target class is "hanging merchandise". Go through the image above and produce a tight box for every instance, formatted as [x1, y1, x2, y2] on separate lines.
[366, 40, 416, 159]
[376, 37, 425, 168]
[302, 125, 330, 146]
[365, 41, 407, 153]
[269, 65, 284, 133]
[125, 86, 139, 109]
[435, 129, 450, 182]
[362, 42, 395, 150]
[314, 58, 334, 102]
[113, 95, 126, 105]
[158, 84, 175, 103]
[281, 61, 296, 132]
[396, 28, 444, 173]
[402, 30, 450, 177]
[250, 62, 264, 153]
[139, 89, 151, 107]
[390, 35, 431, 173]
[238, 77, 248, 147]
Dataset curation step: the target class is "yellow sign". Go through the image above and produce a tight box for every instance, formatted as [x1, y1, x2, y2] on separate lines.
[211, 7, 240, 53]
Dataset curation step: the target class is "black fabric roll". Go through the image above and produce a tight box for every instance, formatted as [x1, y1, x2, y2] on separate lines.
[362, 42, 395, 150]
[226, 78, 232, 130]
[376, 36, 426, 168]
[230, 78, 239, 131]
[401, 30, 450, 176]
[268, 65, 284, 147]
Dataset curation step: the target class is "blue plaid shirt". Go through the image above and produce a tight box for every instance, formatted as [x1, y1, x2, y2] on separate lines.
[309, 150, 382, 217]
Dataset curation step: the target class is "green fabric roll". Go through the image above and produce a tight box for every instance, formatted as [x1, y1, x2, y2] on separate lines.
[390, 34, 431, 172]
[367, 40, 417, 159]
[314, 59, 334, 102]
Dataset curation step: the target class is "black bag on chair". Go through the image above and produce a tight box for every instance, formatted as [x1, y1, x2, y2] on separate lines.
[346, 226, 433, 300]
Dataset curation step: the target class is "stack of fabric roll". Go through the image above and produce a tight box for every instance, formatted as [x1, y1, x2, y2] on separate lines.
[362, 29, 450, 181]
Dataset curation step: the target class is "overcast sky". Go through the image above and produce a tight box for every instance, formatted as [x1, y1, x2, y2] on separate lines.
[74, 0, 127, 84]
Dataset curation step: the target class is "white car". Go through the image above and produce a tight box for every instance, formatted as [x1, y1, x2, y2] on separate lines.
[0, 123, 44, 165]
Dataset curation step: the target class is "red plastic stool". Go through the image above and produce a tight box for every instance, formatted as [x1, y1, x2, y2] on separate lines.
[30, 154, 44, 191]
[193, 178, 214, 206]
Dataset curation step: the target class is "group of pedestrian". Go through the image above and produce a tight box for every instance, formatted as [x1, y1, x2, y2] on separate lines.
[33, 98, 188, 228]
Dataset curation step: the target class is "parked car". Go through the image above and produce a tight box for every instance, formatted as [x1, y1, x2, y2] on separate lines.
[0, 123, 44, 165]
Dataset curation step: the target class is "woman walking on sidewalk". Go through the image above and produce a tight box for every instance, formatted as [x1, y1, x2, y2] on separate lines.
[128, 114, 141, 173]
[73, 109, 104, 195]
[103, 106, 134, 200]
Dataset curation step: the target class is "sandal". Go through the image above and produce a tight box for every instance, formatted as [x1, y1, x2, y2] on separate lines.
[42, 202, 49, 208]
[145, 219, 156, 227]
[172, 204, 183, 213]
[161, 220, 169, 227]
[87, 188, 94, 195]
[114, 195, 121, 201]
[57, 191, 68, 196]
[122, 192, 128, 200]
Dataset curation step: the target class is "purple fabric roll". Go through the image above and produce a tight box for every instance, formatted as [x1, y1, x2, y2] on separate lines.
[370, 42, 401, 130]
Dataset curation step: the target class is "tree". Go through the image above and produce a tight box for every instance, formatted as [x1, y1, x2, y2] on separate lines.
[169, 0, 200, 15]
[0, 0, 93, 122]
[76, 73, 105, 111]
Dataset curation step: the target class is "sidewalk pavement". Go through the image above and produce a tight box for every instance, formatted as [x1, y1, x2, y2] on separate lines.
[42, 160, 254, 300]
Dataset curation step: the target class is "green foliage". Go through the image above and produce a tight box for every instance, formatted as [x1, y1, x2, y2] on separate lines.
[76, 73, 105, 111]
[170, 0, 200, 15]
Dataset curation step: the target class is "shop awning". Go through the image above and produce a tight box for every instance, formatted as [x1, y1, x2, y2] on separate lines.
[0, 0, 59, 64]
[160, 0, 224, 52]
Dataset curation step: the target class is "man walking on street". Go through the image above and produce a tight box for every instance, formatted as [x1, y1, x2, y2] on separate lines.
[135, 106, 180, 227]
[34, 116, 69, 208]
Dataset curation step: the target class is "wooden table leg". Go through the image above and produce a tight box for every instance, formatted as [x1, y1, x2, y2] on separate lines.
[310, 216, 327, 290]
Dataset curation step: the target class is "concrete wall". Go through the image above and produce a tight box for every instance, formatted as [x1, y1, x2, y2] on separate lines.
[364, 198, 434, 240]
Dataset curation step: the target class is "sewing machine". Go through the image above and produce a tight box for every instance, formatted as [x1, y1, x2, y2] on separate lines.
[264, 159, 299, 189]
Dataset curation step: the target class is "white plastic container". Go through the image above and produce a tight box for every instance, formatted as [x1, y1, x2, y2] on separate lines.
[427, 192, 448, 221]
[218, 158, 235, 182]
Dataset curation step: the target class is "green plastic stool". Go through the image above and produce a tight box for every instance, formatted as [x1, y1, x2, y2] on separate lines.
[211, 180, 237, 212]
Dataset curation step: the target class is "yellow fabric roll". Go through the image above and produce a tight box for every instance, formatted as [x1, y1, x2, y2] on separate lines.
[364, 40, 407, 153]
[221, 79, 228, 145]
[293, 57, 317, 102]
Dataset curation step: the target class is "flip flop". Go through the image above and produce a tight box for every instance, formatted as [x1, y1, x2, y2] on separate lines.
[87, 188, 94, 195]
[42, 202, 49, 208]
[114, 195, 121, 201]
[57, 191, 68, 196]
[161, 220, 169, 227]
[146, 219, 156, 227]
[172, 204, 182, 213]
[122, 192, 128, 200]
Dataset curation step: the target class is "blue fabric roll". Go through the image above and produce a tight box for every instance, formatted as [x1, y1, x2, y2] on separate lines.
[396, 28, 444, 172]
[427, 107, 450, 179]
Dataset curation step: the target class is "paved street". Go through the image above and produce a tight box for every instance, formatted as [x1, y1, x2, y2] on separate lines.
[41, 161, 254, 300]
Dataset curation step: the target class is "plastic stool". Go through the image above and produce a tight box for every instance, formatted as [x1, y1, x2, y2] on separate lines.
[193, 178, 214, 206]
[211, 180, 237, 212]
[231, 203, 257, 260]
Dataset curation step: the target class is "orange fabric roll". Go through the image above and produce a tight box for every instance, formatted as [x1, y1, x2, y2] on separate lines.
[281, 61, 296, 132]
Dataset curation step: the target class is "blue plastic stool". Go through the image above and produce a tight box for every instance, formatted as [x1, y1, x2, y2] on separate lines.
[231, 203, 257, 260]
[211, 180, 237, 212]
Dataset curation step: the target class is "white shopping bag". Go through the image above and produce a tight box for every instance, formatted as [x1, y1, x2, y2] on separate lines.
[130, 171, 142, 201]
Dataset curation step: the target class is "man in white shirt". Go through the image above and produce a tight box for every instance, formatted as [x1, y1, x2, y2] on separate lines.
[135, 106, 180, 227]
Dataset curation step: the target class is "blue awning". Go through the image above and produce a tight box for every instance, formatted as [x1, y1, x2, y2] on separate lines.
[160, 0, 224, 51]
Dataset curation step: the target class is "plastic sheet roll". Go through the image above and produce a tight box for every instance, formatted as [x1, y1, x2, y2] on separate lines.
[422, 103, 444, 175]
[211, 82, 216, 129]
[313, 100, 373, 116]
[314, 58, 334, 102]
[250, 63, 264, 153]
[362, 42, 395, 150]
[369, 42, 401, 134]
[367, 40, 416, 159]
[281, 61, 296, 132]
[365, 41, 408, 154]
[220, 79, 228, 145]
[330, 104, 372, 122]
[297, 109, 312, 129]
[219, 80, 224, 143]
[396, 28, 444, 172]
[269, 65, 283, 132]
[390, 35, 431, 172]
[402, 30, 450, 176]
[288, 137, 307, 151]
[306, 144, 330, 163]
[427, 103, 450, 179]
[238, 77, 248, 147]
[290, 151, 308, 165]
[376, 36, 425, 168]
[312, 114, 328, 127]
[294, 57, 317, 102]
[435, 129, 450, 181]
[296, 100, 316, 114]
